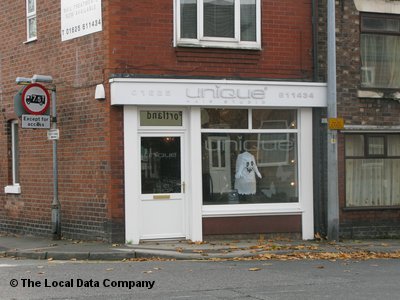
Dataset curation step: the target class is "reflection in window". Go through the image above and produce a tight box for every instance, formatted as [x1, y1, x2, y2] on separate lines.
[202, 133, 298, 204]
[201, 108, 248, 129]
[141, 137, 181, 194]
[252, 109, 297, 129]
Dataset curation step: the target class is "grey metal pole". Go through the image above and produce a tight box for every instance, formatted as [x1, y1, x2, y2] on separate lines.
[51, 87, 61, 240]
[327, 0, 339, 240]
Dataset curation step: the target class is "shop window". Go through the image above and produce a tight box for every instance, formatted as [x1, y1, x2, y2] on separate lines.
[360, 13, 400, 88]
[345, 134, 400, 207]
[201, 109, 298, 205]
[26, 0, 37, 41]
[177, 0, 261, 49]
[4, 120, 21, 194]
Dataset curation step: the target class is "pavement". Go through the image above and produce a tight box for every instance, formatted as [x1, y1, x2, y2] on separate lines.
[0, 234, 399, 261]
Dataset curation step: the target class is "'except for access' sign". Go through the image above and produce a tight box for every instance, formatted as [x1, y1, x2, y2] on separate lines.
[21, 114, 51, 129]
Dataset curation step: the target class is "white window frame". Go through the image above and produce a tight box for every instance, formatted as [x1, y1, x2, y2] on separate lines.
[4, 120, 21, 194]
[175, 0, 261, 50]
[26, 0, 37, 42]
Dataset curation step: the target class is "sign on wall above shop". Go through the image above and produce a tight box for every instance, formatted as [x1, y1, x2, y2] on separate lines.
[110, 78, 328, 108]
[61, 0, 102, 41]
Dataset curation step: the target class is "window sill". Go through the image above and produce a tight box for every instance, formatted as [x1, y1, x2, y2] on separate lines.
[343, 206, 400, 211]
[203, 203, 303, 217]
[24, 38, 37, 44]
[4, 184, 21, 194]
[176, 41, 261, 51]
[358, 89, 400, 100]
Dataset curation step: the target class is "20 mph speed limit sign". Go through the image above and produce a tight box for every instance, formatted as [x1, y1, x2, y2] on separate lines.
[21, 83, 50, 115]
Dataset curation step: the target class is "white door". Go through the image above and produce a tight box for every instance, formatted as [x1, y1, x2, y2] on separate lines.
[139, 134, 186, 240]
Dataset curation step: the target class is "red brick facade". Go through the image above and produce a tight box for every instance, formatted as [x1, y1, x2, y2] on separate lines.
[0, 0, 317, 242]
[335, 1, 400, 238]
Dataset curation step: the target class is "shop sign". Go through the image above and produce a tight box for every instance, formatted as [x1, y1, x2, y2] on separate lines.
[140, 111, 183, 126]
[111, 79, 328, 107]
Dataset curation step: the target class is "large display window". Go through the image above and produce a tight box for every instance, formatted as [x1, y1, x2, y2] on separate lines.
[201, 108, 298, 205]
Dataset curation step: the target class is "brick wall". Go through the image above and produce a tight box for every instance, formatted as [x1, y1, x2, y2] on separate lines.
[335, 0, 400, 238]
[0, 1, 125, 241]
[105, 0, 315, 80]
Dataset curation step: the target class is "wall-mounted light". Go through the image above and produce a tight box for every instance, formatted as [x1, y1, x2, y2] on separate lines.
[95, 84, 105, 100]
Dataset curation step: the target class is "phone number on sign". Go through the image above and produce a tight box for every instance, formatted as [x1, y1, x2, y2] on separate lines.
[61, 19, 102, 37]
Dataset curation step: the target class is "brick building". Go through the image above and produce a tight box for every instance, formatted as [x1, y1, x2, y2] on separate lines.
[0, 0, 327, 243]
[333, 0, 400, 238]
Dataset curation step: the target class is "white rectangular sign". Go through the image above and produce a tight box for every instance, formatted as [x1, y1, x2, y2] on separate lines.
[110, 78, 328, 108]
[47, 129, 60, 140]
[21, 115, 51, 129]
[61, 0, 102, 41]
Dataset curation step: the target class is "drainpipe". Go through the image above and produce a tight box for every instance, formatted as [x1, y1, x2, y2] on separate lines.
[327, 0, 339, 240]
[312, 0, 319, 82]
[311, 0, 325, 236]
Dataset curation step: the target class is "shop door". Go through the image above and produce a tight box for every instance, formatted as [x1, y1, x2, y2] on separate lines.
[139, 134, 186, 240]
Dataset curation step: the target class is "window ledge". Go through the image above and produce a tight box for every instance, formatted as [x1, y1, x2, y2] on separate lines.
[4, 184, 21, 194]
[23, 38, 37, 44]
[176, 41, 261, 51]
[203, 203, 303, 217]
[357, 90, 384, 98]
[343, 206, 400, 211]
[358, 89, 400, 100]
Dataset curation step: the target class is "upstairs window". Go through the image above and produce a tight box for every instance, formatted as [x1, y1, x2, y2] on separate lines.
[360, 13, 400, 88]
[26, 0, 37, 41]
[177, 0, 261, 49]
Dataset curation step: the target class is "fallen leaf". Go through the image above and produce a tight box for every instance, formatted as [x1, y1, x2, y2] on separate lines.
[248, 267, 261, 271]
[192, 250, 204, 253]
[106, 268, 114, 271]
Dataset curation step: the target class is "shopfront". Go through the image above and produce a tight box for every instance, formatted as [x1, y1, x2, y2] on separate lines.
[110, 78, 327, 244]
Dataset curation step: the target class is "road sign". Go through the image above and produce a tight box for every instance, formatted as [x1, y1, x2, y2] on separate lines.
[21, 114, 51, 129]
[21, 83, 50, 115]
[47, 129, 60, 140]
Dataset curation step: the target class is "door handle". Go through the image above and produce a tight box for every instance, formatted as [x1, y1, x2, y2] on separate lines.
[182, 181, 185, 193]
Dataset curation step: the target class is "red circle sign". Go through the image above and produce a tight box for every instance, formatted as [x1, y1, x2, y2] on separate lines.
[21, 83, 50, 115]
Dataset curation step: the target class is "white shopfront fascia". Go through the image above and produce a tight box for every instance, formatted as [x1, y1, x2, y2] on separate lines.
[110, 78, 327, 244]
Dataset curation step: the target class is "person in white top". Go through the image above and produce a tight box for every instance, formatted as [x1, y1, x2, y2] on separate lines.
[234, 151, 262, 195]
